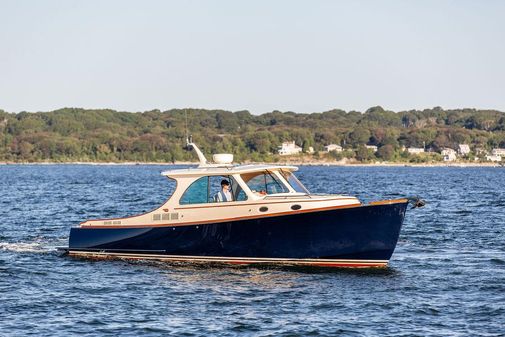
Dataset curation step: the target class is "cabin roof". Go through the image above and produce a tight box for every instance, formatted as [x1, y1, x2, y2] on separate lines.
[161, 164, 298, 178]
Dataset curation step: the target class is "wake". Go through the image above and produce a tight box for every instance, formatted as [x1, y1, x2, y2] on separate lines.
[0, 241, 54, 253]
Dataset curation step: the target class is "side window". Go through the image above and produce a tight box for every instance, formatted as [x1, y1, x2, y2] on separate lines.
[209, 176, 225, 202]
[235, 189, 247, 201]
[230, 177, 247, 201]
[245, 174, 267, 193]
[242, 172, 289, 195]
[210, 176, 248, 202]
[265, 174, 288, 194]
[180, 177, 208, 205]
[280, 170, 309, 193]
[180, 176, 247, 204]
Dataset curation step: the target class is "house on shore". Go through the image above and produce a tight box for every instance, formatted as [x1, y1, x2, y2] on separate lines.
[407, 147, 425, 155]
[323, 144, 343, 153]
[458, 144, 471, 156]
[365, 145, 378, 152]
[441, 148, 457, 161]
[486, 154, 502, 162]
[475, 148, 486, 154]
[491, 148, 505, 157]
[278, 141, 302, 156]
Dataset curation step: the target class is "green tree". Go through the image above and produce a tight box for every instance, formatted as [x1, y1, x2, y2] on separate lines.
[355, 145, 372, 162]
[348, 127, 371, 147]
[377, 145, 395, 161]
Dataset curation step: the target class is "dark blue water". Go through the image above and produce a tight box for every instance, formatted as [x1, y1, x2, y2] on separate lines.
[1, 165, 504, 336]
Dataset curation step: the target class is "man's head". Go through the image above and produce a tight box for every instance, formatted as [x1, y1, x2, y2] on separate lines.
[221, 179, 230, 191]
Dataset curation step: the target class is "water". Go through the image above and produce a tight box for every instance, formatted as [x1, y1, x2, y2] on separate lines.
[1, 165, 504, 336]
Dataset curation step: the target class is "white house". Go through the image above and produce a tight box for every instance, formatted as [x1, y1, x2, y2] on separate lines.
[441, 148, 457, 161]
[365, 145, 378, 152]
[458, 144, 471, 156]
[407, 147, 425, 155]
[486, 154, 502, 162]
[491, 148, 505, 157]
[475, 147, 487, 155]
[324, 144, 342, 153]
[278, 141, 302, 156]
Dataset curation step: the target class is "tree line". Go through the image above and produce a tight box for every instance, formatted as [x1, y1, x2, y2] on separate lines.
[1, 106, 504, 163]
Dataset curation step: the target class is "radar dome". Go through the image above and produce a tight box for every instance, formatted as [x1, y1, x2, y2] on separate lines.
[212, 153, 233, 164]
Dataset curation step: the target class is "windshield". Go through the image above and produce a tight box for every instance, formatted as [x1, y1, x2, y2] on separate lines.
[241, 171, 290, 196]
[280, 170, 309, 194]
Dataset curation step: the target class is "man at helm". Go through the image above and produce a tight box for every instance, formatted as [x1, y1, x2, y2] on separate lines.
[214, 179, 233, 202]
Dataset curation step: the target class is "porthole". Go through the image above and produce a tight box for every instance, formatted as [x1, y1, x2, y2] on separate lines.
[259, 206, 268, 212]
[291, 204, 302, 210]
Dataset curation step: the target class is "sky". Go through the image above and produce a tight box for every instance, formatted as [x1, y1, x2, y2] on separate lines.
[1, 0, 504, 114]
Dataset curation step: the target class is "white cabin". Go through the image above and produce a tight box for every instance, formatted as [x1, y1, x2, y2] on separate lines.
[78, 144, 360, 228]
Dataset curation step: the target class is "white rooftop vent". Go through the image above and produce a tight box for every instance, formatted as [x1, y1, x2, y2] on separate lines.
[213, 153, 233, 165]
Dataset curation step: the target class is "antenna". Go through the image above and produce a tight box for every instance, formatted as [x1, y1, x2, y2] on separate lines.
[185, 109, 189, 144]
[183, 109, 208, 166]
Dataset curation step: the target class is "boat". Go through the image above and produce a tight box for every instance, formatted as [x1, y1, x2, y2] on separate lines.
[60, 142, 424, 268]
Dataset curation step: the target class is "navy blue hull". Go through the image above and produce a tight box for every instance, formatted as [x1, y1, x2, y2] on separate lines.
[68, 202, 408, 262]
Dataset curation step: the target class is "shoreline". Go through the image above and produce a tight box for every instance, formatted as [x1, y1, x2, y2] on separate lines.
[0, 160, 502, 167]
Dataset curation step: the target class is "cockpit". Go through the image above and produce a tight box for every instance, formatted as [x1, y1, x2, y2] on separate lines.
[176, 169, 309, 205]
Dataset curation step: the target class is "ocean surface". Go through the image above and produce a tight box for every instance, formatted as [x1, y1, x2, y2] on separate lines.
[1, 165, 504, 336]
